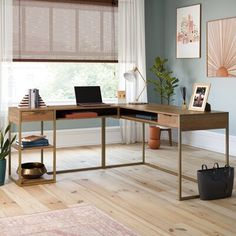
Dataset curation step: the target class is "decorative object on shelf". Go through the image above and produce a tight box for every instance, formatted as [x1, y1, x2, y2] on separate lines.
[17, 162, 47, 179]
[180, 86, 187, 110]
[18, 89, 46, 108]
[0, 125, 16, 186]
[205, 102, 211, 112]
[176, 4, 201, 58]
[148, 56, 179, 105]
[189, 83, 211, 111]
[197, 163, 234, 200]
[148, 126, 160, 149]
[117, 90, 126, 104]
[124, 67, 147, 104]
[207, 17, 236, 77]
[29, 88, 39, 108]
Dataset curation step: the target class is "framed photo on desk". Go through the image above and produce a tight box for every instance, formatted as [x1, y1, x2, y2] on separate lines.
[189, 83, 211, 111]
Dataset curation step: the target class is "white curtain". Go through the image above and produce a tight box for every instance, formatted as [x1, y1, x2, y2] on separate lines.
[0, 0, 13, 128]
[118, 0, 147, 144]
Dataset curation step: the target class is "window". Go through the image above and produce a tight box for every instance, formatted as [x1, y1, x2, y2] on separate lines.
[12, 0, 118, 105]
[12, 62, 118, 104]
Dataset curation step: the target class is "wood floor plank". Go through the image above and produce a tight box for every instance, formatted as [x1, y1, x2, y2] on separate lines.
[2, 143, 236, 235]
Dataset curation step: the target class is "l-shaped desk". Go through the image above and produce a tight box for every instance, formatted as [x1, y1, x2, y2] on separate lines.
[8, 104, 229, 201]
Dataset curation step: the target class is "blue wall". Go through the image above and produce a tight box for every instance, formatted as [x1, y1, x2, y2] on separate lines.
[145, 0, 165, 103]
[146, 0, 236, 135]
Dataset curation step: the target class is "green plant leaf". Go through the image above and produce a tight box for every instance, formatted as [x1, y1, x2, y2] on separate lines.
[10, 135, 16, 145]
[0, 131, 3, 149]
[2, 139, 10, 153]
[0, 125, 16, 160]
[148, 56, 179, 104]
[4, 124, 10, 136]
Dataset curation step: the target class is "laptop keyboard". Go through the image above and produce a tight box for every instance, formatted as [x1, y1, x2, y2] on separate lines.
[78, 103, 110, 107]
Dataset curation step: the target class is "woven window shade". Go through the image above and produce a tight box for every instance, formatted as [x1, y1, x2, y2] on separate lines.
[13, 0, 118, 62]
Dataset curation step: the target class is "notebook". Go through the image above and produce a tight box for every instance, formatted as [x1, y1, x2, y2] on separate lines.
[74, 86, 109, 107]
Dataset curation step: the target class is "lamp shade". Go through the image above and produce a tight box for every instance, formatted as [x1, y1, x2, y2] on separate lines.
[123, 67, 147, 104]
[124, 70, 137, 82]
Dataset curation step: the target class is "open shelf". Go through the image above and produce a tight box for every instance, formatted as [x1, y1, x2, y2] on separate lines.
[10, 173, 55, 187]
[119, 108, 158, 123]
[56, 107, 118, 119]
[120, 115, 158, 125]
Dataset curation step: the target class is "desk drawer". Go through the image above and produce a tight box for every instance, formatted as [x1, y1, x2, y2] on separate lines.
[158, 114, 178, 127]
[21, 110, 54, 122]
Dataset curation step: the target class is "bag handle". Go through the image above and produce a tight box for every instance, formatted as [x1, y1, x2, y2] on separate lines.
[213, 162, 219, 169]
[202, 164, 208, 170]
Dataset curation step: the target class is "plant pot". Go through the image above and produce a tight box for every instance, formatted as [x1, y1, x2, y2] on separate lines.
[149, 126, 161, 140]
[148, 139, 160, 149]
[0, 159, 6, 186]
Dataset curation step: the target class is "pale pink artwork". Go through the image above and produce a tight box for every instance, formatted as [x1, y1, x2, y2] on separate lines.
[176, 4, 201, 58]
[207, 17, 236, 77]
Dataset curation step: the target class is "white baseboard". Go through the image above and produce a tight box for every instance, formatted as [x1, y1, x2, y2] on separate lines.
[22, 126, 122, 148]
[161, 129, 236, 157]
[21, 126, 236, 157]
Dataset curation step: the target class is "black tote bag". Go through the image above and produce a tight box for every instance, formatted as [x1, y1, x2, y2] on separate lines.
[197, 163, 234, 200]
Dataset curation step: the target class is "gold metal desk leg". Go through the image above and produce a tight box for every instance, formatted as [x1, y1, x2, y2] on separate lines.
[53, 113, 56, 182]
[226, 126, 229, 165]
[101, 117, 106, 168]
[142, 123, 145, 163]
[178, 129, 182, 201]
[18, 118, 23, 185]
[41, 121, 44, 164]
[8, 120, 12, 176]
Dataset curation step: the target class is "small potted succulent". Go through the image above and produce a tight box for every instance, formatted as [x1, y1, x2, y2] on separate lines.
[0, 125, 16, 186]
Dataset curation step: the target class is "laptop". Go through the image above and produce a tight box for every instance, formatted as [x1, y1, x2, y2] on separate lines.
[74, 86, 109, 107]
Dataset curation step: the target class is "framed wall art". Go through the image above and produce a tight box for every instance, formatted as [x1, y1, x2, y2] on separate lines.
[189, 83, 211, 111]
[207, 17, 236, 77]
[176, 4, 201, 58]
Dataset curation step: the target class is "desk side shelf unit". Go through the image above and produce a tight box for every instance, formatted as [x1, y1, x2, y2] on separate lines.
[8, 107, 56, 186]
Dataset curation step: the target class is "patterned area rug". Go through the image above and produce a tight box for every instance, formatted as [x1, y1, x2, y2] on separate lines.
[0, 204, 139, 236]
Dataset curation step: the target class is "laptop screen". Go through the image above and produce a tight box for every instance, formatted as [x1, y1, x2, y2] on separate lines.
[74, 86, 103, 104]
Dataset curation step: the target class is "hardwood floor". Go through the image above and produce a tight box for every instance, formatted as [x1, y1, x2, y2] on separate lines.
[1, 142, 236, 236]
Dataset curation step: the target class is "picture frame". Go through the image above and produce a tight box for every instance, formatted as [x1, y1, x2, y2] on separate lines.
[207, 17, 236, 77]
[189, 83, 211, 111]
[176, 4, 201, 58]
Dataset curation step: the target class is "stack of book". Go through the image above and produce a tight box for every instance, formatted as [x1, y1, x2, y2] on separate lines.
[16, 135, 49, 148]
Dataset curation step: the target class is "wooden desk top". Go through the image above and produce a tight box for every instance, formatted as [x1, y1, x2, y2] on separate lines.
[9, 104, 228, 131]
[9, 103, 227, 115]
[118, 104, 227, 116]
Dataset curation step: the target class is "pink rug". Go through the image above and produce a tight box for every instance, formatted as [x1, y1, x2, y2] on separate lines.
[0, 204, 139, 236]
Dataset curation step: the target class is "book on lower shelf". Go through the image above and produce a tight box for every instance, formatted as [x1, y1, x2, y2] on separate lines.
[135, 114, 157, 121]
[16, 137, 49, 148]
[21, 135, 46, 142]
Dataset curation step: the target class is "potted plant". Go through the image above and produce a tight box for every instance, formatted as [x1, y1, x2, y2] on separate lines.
[149, 56, 179, 105]
[0, 125, 16, 186]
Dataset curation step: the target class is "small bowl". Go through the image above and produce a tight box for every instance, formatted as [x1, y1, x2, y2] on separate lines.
[17, 162, 47, 179]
